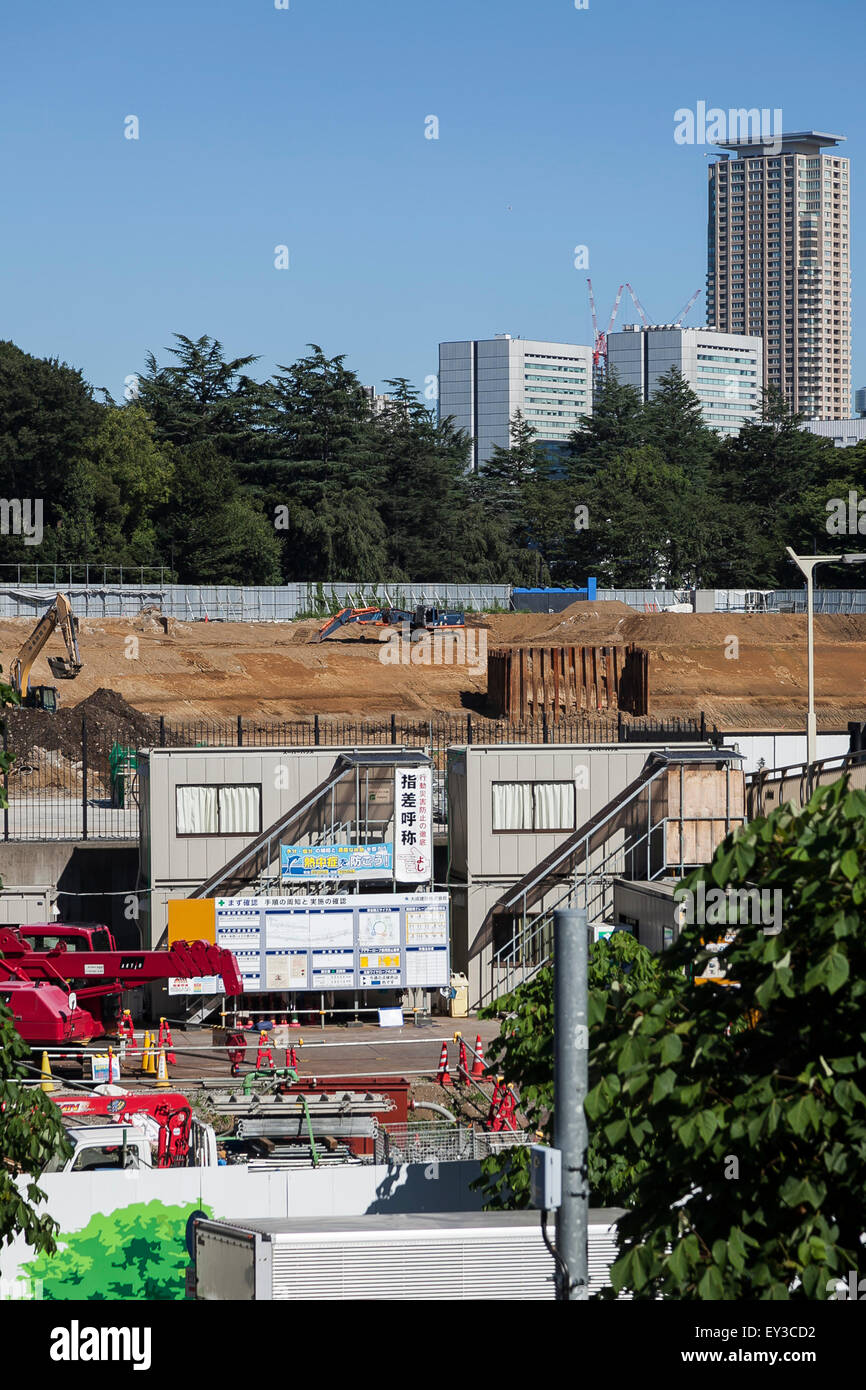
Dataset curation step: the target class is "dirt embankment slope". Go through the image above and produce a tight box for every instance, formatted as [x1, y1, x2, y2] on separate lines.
[1, 601, 864, 731]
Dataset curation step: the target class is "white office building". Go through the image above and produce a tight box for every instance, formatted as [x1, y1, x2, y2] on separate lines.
[607, 325, 763, 436]
[438, 336, 593, 469]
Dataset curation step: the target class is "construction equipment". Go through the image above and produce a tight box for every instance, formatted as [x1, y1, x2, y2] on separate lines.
[587, 278, 624, 393]
[316, 604, 465, 643]
[46, 1089, 218, 1169]
[0, 922, 243, 1048]
[625, 282, 652, 328]
[9, 593, 82, 710]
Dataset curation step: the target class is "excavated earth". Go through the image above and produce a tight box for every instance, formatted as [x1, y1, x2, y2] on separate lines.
[1, 601, 865, 739]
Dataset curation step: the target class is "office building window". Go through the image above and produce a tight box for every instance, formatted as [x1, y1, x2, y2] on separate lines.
[492, 781, 576, 833]
[176, 784, 262, 836]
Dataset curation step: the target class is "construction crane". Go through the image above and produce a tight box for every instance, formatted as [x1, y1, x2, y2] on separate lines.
[9, 593, 82, 710]
[625, 283, 652, 328]
[673, 288, 702, 327]
[587, 278, 623, 394]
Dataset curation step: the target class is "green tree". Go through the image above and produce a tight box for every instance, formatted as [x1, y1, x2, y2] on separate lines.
[642, 369, 721, 585]
[588, 777, 866, 1299]
[137, 333, 264, 460]
[160, 442, 281, 584]
[262, 346, 388, 579]
[22, 1200, 210, 1300]
[476, 410, 561, 584]
[708, 387, 836, 586]
[0, 668, 71, 1254]
[377, 379, 477, 580]
[0, 340, 104, 565]
[59, 405, 174, 568]
[475, 932, 673, 1209]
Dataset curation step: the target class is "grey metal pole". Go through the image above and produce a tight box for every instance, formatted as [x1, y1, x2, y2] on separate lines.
[806, 567, 816, 772]
[554, 907, 589, 1300]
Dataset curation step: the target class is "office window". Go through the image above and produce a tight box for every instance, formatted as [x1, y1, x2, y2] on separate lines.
[492, 781, 575, 832]
[176, 784, 262, 836]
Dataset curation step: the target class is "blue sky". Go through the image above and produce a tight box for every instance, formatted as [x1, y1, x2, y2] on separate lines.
[1, 0, 863, 405]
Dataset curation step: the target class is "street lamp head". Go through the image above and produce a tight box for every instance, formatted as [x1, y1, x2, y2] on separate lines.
[842, 553, 866, 564]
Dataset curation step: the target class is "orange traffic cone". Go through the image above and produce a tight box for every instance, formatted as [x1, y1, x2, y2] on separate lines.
[435, 1040, 452, 1087]
[471, 1033, 486, 1079]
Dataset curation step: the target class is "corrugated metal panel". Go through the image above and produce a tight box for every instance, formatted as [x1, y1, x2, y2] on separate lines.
[0, 582, 512, 621]
[268, 1225, 621, 1300]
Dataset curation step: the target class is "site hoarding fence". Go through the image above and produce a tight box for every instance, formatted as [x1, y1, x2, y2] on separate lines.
[2, 712, 710, 843]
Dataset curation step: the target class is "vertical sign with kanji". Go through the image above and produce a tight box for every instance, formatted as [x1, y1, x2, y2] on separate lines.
[394, 765, 432, 882]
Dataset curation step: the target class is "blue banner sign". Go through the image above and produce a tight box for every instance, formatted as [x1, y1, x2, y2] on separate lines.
[280, 843, 393, 880]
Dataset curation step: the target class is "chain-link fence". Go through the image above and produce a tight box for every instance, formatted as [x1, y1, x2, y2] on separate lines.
[375, 1121, 531, 1165]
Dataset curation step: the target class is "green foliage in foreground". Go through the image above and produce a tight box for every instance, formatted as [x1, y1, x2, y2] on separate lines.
[476, 933, 674, 1208]
[22, 1201, 211, 1300]
[480, 778, 866, 1299]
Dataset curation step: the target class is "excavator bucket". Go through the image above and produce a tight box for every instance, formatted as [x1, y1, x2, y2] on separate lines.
[47, 657, 82, 680]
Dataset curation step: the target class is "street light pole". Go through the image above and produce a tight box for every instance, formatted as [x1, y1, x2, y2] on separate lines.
[786, 549, 866, 769]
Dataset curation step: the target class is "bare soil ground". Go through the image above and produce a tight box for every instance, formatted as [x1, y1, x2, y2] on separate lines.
[2, 601, 865, 733]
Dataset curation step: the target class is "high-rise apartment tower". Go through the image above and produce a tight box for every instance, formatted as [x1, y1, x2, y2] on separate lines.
[706, 131, 850, 418]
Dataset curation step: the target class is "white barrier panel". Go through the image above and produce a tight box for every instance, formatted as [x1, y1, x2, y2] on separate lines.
[0, 1161, 482, 1300]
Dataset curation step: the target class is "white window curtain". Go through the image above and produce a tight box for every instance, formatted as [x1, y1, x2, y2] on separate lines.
[176, 786, 218, 835]
[533, 782, 575, 831]
[492, 782, 534, 831]
[219, 785, 260, 834]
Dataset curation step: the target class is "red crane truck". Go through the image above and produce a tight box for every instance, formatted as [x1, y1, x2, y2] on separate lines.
[0, 922, 242, 1048]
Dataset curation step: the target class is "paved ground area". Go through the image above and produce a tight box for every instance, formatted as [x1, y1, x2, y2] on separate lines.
[44, 1016, 507, 1092]
[169, 1016, 504, 1084]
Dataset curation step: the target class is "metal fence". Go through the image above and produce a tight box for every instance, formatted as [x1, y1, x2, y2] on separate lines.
[3, 577, 866, 619]
[0, 581, 512, 621]
[1, 711, 710, 842]
[375, 1121, 531, 1164]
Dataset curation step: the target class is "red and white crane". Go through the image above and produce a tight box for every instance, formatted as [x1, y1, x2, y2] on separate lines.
[587, 278, 623, 391]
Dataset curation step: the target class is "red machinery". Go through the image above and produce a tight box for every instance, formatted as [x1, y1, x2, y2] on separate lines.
[0, 923, 243, 1048]
[51, 1089, 198, 1168]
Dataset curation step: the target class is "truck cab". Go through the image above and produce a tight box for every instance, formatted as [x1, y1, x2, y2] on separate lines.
[45, 1121, 155, 1173]
[19, 924, 117, 953]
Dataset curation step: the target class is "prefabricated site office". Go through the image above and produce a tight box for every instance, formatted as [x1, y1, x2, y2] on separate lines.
[137, 745, 445, 1006]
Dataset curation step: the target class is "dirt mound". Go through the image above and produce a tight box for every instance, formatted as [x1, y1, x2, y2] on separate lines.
[6, 687, 161, 777]
[487, 600, 635, 646]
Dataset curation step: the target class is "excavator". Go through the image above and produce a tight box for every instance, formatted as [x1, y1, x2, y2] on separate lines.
[316, 603, 465, 643]
[9, 593, 82, 710]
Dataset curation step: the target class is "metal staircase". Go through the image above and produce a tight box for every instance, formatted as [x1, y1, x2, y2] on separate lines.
[473, 749, 743, 1009]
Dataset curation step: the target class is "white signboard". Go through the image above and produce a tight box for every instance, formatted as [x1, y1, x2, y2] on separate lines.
[394, 766, 432, 882]
[167, 893, 450, 995]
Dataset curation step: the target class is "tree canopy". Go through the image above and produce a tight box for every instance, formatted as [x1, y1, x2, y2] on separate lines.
[0, 335, 858, 589]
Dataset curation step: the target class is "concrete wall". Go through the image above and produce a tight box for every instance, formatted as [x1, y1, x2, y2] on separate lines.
[0, 842, 139, 946]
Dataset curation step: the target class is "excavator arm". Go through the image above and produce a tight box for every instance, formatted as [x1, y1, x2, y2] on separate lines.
[10, 593, 82, 696]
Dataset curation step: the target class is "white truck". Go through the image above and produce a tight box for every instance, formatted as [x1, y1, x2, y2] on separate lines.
[44, 1099, 219, 1172]
[191, 1209, 626, 1300]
